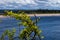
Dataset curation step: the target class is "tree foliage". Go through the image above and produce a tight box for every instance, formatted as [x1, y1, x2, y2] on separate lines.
[0, 11, 44, 40]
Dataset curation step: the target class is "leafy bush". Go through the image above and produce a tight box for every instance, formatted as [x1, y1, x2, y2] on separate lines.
[0, 11, 44, 40]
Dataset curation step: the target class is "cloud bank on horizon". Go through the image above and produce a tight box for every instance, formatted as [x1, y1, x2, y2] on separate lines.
[0, 0, 60, 10]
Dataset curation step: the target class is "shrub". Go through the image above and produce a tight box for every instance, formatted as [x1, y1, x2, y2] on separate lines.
[0, 11, 44, 40]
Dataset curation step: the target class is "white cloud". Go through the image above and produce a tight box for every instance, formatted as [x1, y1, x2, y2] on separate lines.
[0, 0, 60, 9]
[0, 0, 38, 5]
[47, 0, 60, 7]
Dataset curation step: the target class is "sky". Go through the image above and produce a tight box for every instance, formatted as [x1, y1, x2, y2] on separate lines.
[0, 0, 60, 10]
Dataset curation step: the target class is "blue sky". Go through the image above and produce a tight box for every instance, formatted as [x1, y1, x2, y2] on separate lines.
[0, 0, 60, 10]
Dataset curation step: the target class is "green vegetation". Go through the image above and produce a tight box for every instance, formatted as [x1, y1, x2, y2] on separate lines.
[0, 9, 60, 15]
[0, 11, 44, 40]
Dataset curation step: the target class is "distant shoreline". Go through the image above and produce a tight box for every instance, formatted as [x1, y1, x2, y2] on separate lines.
[0, 14, 60, 18]
[27, 14, 60, 16]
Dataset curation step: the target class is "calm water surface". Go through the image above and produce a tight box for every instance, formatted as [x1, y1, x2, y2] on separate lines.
[0, 16, 60, 40]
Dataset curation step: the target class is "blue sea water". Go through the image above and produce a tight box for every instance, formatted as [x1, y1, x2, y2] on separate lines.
[0, 16, 60, 40]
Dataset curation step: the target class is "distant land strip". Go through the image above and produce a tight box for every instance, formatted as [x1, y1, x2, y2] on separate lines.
[0, 14, 60, 18]
[27, 14, 60, 16]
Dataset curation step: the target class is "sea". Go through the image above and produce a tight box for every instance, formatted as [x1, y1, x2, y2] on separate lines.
[0, 16, 60, 40]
